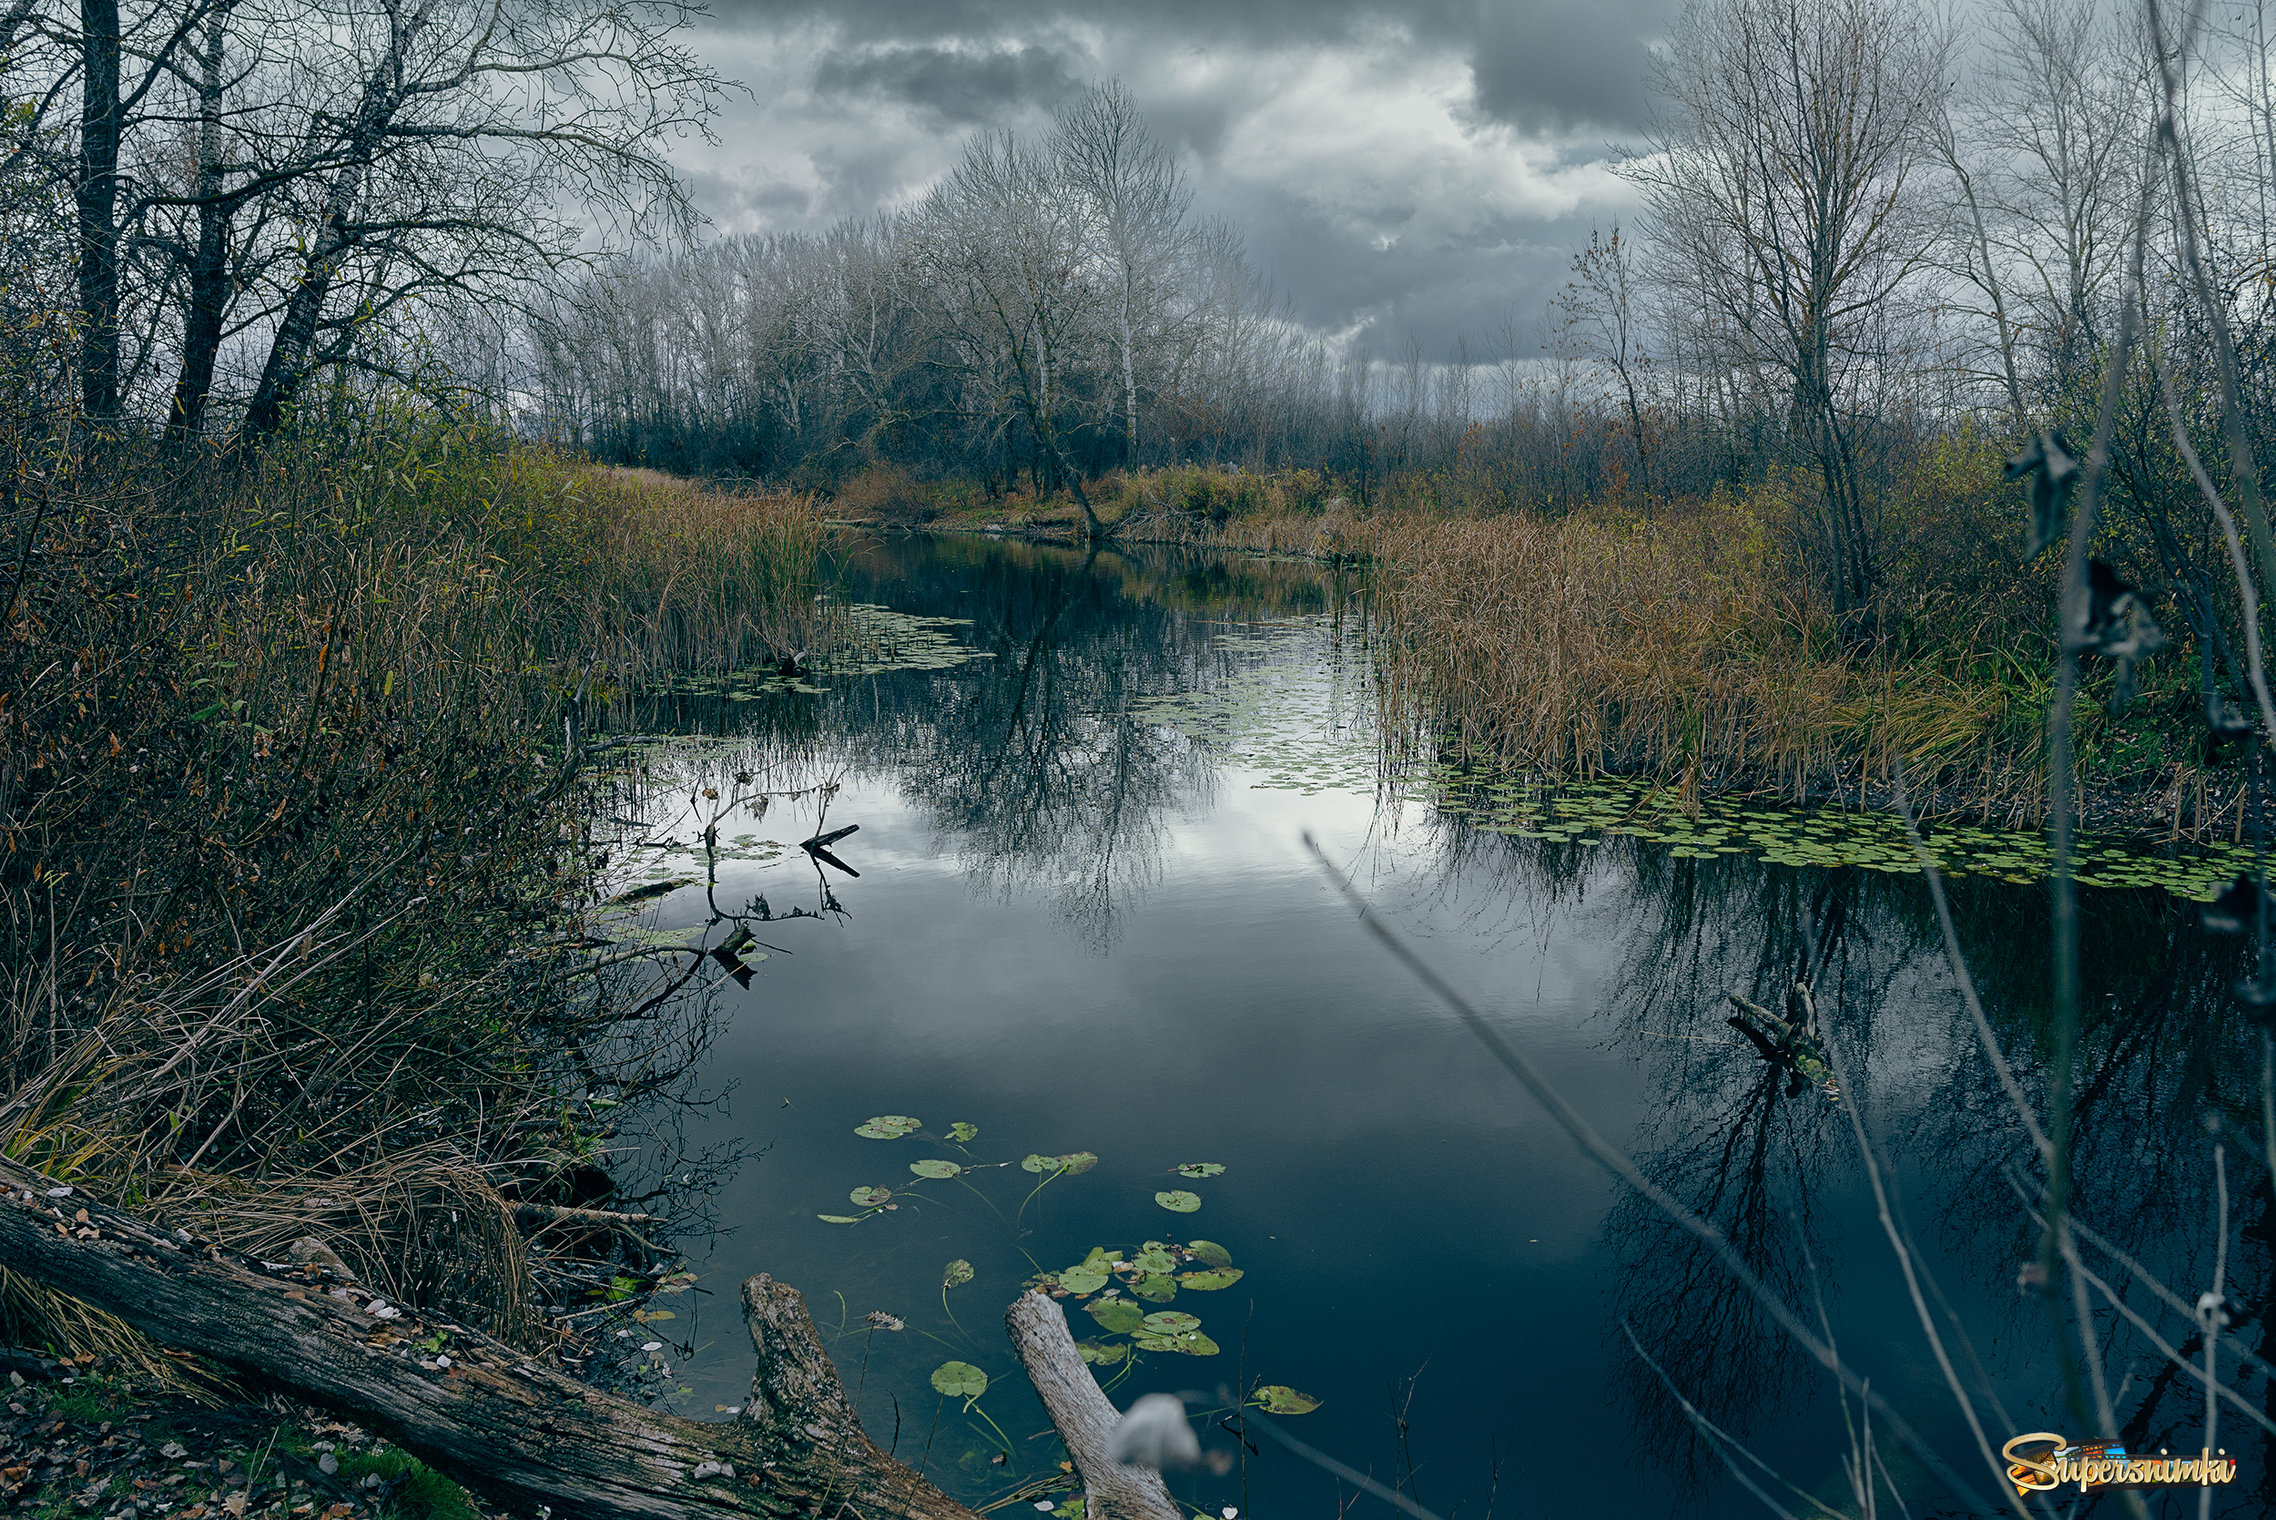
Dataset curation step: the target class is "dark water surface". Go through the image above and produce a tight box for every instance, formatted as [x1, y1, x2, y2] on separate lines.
[606, 533, 2270, 1519]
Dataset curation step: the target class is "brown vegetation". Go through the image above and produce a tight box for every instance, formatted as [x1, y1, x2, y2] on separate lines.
[1, 418, 834, 1371]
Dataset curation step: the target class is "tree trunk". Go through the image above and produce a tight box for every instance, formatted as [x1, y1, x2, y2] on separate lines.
[239, 190, 354, 439]
[237, 2, 429, 443]
[1118, 279, 1138, 463]
[1004, 1293, 1177, 1520]
[0, 1157, 980, 1520]
[76, 0, 122, 422]
[168, 6, 233, 443]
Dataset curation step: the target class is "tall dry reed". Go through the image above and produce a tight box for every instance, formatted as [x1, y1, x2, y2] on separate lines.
[1361, 491, 2194, 827]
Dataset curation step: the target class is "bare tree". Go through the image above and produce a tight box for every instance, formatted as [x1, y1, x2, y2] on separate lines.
[907, 129, 1112, 533]
[1053, 81, 1194, 464]
[1634, 0, 1947, 634]
[1554, 225, 1657, 505]
[1968, 0, 2142, 406]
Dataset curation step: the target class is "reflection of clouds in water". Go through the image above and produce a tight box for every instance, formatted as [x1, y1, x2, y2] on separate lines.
[609, 538, 1369, 949]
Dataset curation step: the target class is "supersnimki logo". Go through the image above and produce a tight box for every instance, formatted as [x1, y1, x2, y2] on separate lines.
[2002, 1433, 2241, 1495]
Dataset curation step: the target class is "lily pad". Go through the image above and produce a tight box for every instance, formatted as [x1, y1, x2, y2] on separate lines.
[1076, 1341, 1127, 1365]
[1133, 1330, 1219, 1356]
[850, 1186, 892, 1207]
[856, 1116, 922, 1139]
[943, 1259, 974, 1289]
[1185, 1240, 1234, 1269]
[1132, 1274, 1178, 1303]
[1173, 1163, 1225, 1179]
[1251, 1386, 1320, 1415]
[946, 1122, 979, 1143]
[1133, 1247, 1176, 1274]
[1179, 1269, 1244, 1290]
[816, 1214, 863, 1224]
[909, 1159, 962, 1179]
[1086, 1298, 1146, 1335]
[1155, 1190, 1201, 1213]
[930, 1361, 987, 1399]
[1058, 1267, 1109, 1296]
[1141, 1312, 1200, 1333]
[1022, 1151, 1099, 1176]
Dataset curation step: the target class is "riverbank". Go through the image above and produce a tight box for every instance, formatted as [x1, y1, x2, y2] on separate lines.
[0, 1356, 503, 1520]
[820, 454, 2227, 839]
[1, 422, 833, 1384]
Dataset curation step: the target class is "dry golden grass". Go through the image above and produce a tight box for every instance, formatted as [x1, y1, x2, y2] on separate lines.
[1356, 491, 2162, 824]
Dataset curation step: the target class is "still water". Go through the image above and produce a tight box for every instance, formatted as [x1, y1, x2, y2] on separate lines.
[605, 532, 2269, 1518]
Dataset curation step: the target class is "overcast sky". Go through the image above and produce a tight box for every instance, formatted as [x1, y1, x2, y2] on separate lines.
[670, 1, 1680, 361]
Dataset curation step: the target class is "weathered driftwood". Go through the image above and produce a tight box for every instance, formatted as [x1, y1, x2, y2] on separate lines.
[511, 1202, 664, 1229]
[0, 1156, 979, 1520]
[1004, 1292, 1177, 1520]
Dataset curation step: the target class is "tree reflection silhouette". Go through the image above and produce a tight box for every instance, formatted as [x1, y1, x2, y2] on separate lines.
[1432, 811, 2274, 1506]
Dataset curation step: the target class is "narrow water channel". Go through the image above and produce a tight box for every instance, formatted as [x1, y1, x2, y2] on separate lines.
[601, 532, 2266, 1518]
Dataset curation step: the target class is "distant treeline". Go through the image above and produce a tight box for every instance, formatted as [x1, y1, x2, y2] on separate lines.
[530, 0, 2276, 639]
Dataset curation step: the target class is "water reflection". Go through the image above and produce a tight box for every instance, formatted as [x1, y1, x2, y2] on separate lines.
[613, 533, 2271, 1518]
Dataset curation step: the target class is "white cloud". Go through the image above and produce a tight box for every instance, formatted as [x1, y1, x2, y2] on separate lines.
[1129, 26, 1635, 252]
[655, 15, 1646, 354]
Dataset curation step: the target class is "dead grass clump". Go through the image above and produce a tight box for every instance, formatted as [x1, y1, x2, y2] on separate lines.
[165, 1151, 535, 1344]
[0, 1268, 219, 1396]
[832, 463, 939, 525]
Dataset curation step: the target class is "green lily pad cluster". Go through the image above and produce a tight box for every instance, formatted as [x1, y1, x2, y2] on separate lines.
[810, 1106, 1310, 1440]
[619, 832, 789, 872]
[1122, 617, 1381, 798]
[1155, 1159, 1225, 1214]
[643, 603, 994, 703]
[815, 604, 997, 678]
[1026, 1239, 1245, 1364]
[1429, 771, 2256, 901]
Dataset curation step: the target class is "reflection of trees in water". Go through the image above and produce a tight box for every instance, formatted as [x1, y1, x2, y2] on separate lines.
[629, 534, 1345, 946]
[874, 542, 1214, 948]
[1603, 857, 1900, 1487]
[1435, 816, 2273, 1502]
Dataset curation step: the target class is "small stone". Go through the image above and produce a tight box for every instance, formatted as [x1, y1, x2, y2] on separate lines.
[315, 1455, 337, 1478]
[160, 1444, 186, 1460]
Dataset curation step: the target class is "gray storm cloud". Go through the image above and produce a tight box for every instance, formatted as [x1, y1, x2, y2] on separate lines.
[671, 1, 1674, 358]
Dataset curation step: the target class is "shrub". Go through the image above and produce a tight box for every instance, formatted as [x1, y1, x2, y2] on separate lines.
[834, 463, 938, 524]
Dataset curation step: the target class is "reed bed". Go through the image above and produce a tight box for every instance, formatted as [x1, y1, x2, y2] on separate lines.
[0, 415, 835, 1365]
[1359, 491, 2209, 828]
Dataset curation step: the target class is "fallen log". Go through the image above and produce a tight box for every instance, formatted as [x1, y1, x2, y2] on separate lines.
[0, 1156, 978, 1520]
[511, 1202, 664, 1228]
[1004, 1292, 1177, 1520]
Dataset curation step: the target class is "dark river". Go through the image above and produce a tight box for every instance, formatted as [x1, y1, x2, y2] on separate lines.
[601, 532, 2272, 1519]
